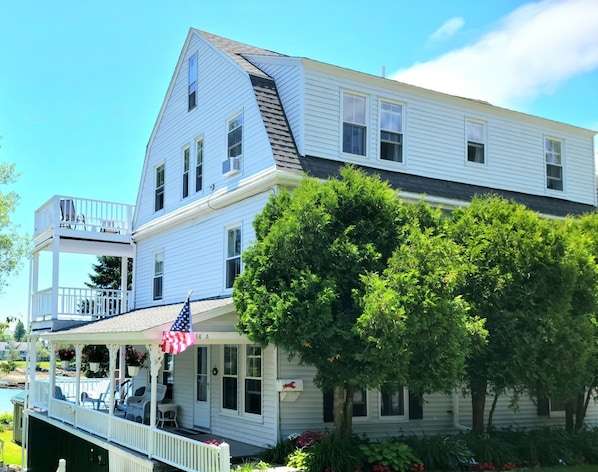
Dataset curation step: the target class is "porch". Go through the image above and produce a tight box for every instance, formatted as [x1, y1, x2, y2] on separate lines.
[29, 378, 242, 471]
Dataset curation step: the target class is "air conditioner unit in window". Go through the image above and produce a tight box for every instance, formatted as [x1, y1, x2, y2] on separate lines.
[222, 156, 241, 176]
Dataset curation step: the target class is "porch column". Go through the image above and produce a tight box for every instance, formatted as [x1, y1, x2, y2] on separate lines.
[48, 342, 57, 416]
[120, 257, 128, 314]
[108, 344, 119, 416]
[75, 344, 83, 405]
[146, 344, 164, 458]
[51, 236, 60, 319]
[28, 252, 39, 327]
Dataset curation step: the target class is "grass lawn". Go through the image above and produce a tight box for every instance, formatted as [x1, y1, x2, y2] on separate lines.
[0, 428, 22, 466]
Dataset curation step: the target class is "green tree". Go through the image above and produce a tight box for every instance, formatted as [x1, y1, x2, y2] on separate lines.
[0, 163, 29, 294]
[234, 167, 472, 436]
[86, 255, 133, 290]
[448, 195, 592, 433]
[13, 319, 25, 342]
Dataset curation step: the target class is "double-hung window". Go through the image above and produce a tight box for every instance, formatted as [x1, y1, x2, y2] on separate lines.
[188, 53, 197, 111]
[380, 101, 403, 162]
[380, 385, 405, 417]
[222, 345, 238, 410]
[182, 147, 190, 199]
[343, 93, 367, 156]
[195, 137, 204, 193]
[155, 164, 165, 212]
[228, 114, 243, 158]
[466, 120, 485, 164]
[225, 227, 241, 289]
[245, 345, 262, 415]
[153, 251, 164, 301]
[545, 137, 563, 191]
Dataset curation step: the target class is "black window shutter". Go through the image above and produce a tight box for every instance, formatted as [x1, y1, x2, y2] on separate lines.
[409, 391, 424, 419]
[323, 390, 333, 422]
[537, 396, 550, 416]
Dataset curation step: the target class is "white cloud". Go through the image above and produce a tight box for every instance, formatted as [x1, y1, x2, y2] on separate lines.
[430, 17, 465, 41]
[392, 0, 598, 107]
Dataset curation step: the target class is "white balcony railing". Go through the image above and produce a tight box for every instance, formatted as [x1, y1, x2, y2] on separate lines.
[31, 379, 230, 472]
[34, 195, 134, 239]
[31, 287, 132, 321]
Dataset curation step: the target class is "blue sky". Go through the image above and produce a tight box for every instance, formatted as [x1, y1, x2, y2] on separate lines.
[1, 0, 597, 324]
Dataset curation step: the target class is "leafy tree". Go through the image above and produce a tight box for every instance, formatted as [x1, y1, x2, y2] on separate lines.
[234, 167, 472, 436]
[13, 319, 25, 342]
[0, 163, 29, 294]
[86, 255, 133, 290]
[448, 195, 593, 433]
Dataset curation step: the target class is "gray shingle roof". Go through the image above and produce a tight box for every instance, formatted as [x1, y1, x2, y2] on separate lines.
[299, 156, 595, 217]
[56, 297, 234, 336]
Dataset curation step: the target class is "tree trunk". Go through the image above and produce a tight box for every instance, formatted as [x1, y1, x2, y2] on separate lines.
[333, 384, 354, 437]
[565, 399, 575, 431]
[486, 392, 499, 432]
[575, 390, 588, 430]
[471, 377, 487, 434]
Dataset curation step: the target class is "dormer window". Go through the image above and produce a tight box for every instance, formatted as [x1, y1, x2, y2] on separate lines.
[380, 101, 403, 162]
[188, 53, 197, 111]
[545, 137, 563, 191]
[343, 92, 367, 156]
[466, 120, 485, 164]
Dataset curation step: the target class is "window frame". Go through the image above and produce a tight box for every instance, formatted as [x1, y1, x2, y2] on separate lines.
[544, 136, 564, 192]
[154, 163, 165, 212]
[195, 136, 204, 194]
[225, 225, 242, 290]
[227, 113, 243, 159]
[182, 146, 190, 199]
[379, 385, 408, 420]
[188, 53, 197, 111]
[466, 119, 486, 165]
[342, 91, 368, 156]
[379, 100, 404, 163]
[221, 344, 263, 418]
[153, 250, 164, 301]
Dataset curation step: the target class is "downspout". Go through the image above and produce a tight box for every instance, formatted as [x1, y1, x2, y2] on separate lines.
[274, 347, 280, 444]
[452, 390, 471, 431]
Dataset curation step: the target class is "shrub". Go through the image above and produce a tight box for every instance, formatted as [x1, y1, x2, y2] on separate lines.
[402, 434, 473, 471]
[287, 448, 311, 470]
[260, 437, 297, 464]
[464, 432, 517, 468]
[308, 433, 363, 472]
[360, 439, 421, 472]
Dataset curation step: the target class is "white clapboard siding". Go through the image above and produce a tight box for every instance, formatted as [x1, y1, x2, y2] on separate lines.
[135, 32, 277, 230]
[133, 192, 269, 308]
[300, 62, 595, 206]
[172, 346, 196, 429]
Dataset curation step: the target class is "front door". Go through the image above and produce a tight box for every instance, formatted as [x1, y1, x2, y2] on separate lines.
[193, 346, 210, 430]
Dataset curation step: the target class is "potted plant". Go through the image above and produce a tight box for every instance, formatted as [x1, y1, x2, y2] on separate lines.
[56, 347, 75, 369]
[86, 345, 107, 372]
[125, 346, 147, 376]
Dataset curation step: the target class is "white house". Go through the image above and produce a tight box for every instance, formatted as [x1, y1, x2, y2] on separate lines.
[25, 29, 597, 471]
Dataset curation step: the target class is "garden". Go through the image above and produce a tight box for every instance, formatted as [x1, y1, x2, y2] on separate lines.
[256, 428, 598, 472]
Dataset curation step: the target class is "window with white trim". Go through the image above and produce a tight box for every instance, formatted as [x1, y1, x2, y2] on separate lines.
[343, 92, 367, 156]
[245, 345, 262, 415]
[153, 251, 164, 301]
[195, 137, 204, 193]
[225, 227, 241, 289]
[188, 53, 197, 111]
[545, 137, 563, 191]
[466, 120, 485, 164]
[380, 385, 406, 417]
[222, 345, 238, 410]
[323, 388, 368, 421]
[154, 164, 165, 212]
[182, 147, 190, 199]
[228, 114, 243, 159]
[380, 101, 403, 162]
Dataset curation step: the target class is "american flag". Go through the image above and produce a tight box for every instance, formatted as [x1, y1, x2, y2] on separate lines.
[161, 297, 195, 354]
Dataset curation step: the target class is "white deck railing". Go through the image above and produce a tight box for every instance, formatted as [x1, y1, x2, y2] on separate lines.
[34, 195, 134, 238]
[32, 379, 230, 472]
[31, 287, 132, 321]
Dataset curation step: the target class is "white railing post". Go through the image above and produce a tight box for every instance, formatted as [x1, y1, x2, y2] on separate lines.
[56, 458, 66, 472]
[219, 442, 230, 472]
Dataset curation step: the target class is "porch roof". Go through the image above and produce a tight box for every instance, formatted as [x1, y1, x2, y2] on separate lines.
[40, 297, 236, 343]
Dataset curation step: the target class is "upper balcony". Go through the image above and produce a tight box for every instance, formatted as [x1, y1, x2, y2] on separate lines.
[34, 196, 135, 251]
